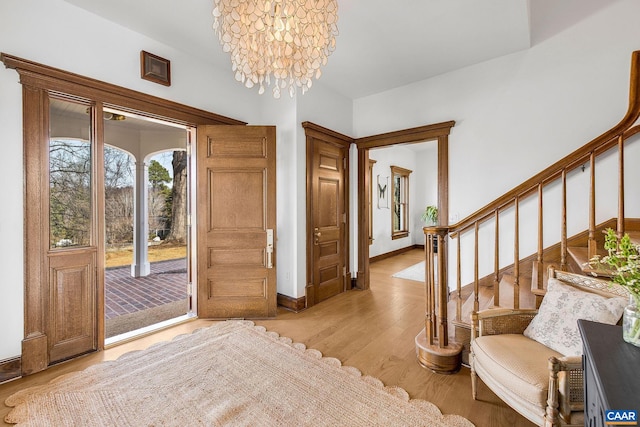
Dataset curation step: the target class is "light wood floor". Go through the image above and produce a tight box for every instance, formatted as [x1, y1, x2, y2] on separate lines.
[0, 249, 534, 426]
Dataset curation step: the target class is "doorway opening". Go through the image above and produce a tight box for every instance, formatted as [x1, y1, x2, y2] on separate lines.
[355, 121, 454, 290]
[368, 142, 436, 261]
[9, 52, 248, 374]
[101, 108, 193, 344]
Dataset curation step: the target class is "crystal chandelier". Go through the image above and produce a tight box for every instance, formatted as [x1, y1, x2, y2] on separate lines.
[212, 0, 339, 98]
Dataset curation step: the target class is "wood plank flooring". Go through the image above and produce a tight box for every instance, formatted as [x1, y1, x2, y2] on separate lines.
[0, 249, 534, 426]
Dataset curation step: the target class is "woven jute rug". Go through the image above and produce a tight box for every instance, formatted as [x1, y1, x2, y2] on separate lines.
[5, 321, 474, 426]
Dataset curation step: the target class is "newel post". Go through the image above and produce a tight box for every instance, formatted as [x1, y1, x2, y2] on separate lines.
[415, 226, 462, 374]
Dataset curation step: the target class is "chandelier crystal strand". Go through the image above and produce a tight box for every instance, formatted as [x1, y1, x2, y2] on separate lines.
[212, 0, 338, 98]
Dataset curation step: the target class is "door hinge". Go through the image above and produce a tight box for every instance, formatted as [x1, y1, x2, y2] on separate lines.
[343, 157, 347, 169]
[187, 282, 193, 296]
[187, 214, 192, 227]
[343, 213, 347, 223]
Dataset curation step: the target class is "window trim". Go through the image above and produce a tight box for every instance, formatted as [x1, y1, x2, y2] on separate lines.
[390, 165, 412, 240]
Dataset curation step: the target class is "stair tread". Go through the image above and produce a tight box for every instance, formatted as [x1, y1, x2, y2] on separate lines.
[567, 246, 615, 277]
[566, 246, 615, 277]
[567, 246, 596, 264]
[627, 231, 640, 244]
[453, 287, 493, 324]
[493, 274, 536, 309]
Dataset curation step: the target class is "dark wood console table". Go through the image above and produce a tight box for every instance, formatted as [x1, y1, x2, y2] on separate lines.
[578, 320, 640, 427]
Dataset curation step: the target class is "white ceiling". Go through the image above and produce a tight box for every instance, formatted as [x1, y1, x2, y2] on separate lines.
[60, 0, 618, 100]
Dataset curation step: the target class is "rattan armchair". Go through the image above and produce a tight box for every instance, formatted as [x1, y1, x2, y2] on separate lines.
[469, 269, 627, 427]
[470, 308, 583, 427]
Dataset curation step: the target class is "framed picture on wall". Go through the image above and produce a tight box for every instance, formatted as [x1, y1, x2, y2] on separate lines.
[377, 175, 389, 209]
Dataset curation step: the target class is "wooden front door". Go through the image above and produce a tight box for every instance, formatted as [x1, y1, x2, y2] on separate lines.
[310, 140, 347, 304]
[196, 126, 277, 318]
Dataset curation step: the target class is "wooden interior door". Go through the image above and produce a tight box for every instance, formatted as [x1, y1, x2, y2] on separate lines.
[310, 141, 346, 304]
[196, 125, 277, 318]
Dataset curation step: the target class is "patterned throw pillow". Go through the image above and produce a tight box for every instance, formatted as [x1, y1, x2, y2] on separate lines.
[523, 278, 627, 356]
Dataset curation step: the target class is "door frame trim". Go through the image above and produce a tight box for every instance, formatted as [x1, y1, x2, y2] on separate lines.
[355, 122, 455, 290]
[3, 53, 245, 375]
[302, 120, 456, 302]
[303, 122, 354, 308]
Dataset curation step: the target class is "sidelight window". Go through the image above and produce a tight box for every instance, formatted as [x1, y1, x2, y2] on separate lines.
[49, 98, 93, 249]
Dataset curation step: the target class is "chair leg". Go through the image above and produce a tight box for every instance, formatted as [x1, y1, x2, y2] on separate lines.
[470, 352, 478, 399]
[471, 369, 478, 400]
[469, 317, 479, 400]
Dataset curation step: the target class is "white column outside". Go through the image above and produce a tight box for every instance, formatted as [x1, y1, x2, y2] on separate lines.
[131, 160, 150, 277]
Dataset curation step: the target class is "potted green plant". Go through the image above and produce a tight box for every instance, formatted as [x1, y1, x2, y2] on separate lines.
[589, 228, 640, 347]
[421, 205, 438, 226]
[421, 205, 438, 253]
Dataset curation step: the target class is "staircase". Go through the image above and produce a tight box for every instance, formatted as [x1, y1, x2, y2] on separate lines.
[416, 50, 640, 369]
[446, 219, 640, 365]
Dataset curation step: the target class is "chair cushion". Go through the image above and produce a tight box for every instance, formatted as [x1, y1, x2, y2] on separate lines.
[523, 278, 627, 356]
[472, 334, 564, 409]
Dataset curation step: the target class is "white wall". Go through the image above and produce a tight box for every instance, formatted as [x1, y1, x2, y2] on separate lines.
[353, 0, 640, 284]
[0, 62, 24, 362]
[354, 1, 640, 217]
[0, 0, 353, 360]
[254, 95, 300, 300]
[411, 144, 439, 241]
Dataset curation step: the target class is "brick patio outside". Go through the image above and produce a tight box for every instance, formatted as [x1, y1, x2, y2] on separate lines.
[105, 258, 188, 320]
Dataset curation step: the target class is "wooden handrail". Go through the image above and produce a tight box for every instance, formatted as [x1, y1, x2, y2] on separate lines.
[450, 53, 640, 237]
